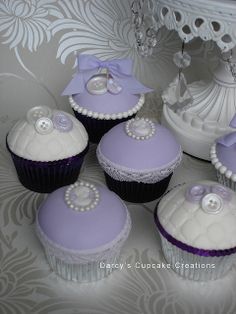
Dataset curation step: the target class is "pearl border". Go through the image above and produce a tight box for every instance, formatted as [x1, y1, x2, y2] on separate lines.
[69, 94, 145, 120]
[125, 117, 156, 140]
[64, 181, 100, 212]
[210, 144, 236, 182]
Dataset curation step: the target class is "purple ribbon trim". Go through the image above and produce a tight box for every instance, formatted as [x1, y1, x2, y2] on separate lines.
[154, 205, 236, 257]
[62, 54, 152, 96]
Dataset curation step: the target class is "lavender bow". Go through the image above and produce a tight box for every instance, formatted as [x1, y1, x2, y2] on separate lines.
[217, 113, 236, 147]
[62, 54, 152, 95]
[185, 184, 232, 203]
[79, 54, 133, 77]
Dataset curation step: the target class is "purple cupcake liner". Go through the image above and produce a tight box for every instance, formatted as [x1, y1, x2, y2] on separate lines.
[6, 140, 89, 193]
[73, 110, 136, 143]
[104, 172, 172, 203]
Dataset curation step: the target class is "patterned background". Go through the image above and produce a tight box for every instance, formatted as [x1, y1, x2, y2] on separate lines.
[1, 0, 235, 313]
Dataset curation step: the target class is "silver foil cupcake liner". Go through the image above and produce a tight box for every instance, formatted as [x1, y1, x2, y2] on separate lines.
[44, 248, 122, 282]
[160, 235, 235, 281]
[216, 170, 236, 191]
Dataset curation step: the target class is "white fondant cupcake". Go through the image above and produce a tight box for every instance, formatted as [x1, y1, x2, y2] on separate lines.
[155, 181, 236, 281]
[62, 54, 152, 143]
[211, 114, 236, 191]
[6, 106, 88, 193]
[36, 180, 131, 282]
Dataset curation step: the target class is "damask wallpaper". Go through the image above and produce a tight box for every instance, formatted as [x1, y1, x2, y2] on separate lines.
[1, 1, 234, 314]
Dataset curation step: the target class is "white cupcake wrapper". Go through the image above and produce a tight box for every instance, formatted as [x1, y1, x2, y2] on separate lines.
[160, 235, 235, 281]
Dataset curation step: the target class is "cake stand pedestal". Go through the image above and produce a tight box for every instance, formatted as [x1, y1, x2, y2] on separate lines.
[154, 0, 236, 160]
[162, 49, 236, 160]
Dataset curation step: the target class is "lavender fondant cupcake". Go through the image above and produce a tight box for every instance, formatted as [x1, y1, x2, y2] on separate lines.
[36, 180, 131, 282]
[155, 181, 236, 281]
[62, 54, 152, 143]
[211, 114, 236, 190]
[7, 106, 88, 193]
[97, 117, 182, 203]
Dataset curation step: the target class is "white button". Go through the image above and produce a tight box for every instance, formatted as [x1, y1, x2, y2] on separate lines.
[201, 193, 223, 214]
[35, 117, 53, 135]
[27, 106, 52, 124]
[86, 74, 107, 95]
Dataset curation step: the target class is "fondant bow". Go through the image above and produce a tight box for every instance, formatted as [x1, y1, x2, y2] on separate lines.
[79, 54, 133, 77]
[62, 54, 152, 95]
[217, 113, 236, 147]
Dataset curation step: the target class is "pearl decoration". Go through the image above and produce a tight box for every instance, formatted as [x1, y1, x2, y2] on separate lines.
[68, 94, 145, 120]
[64, 180, 100, 212]
[125, 117, 156, 140]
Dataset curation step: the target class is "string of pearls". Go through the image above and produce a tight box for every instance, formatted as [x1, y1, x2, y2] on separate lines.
[65, 181, 100, 212]
[125, 117, 156, 140]
[69, 94, 145, 120]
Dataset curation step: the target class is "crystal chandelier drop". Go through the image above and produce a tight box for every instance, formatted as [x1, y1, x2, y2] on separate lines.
[131, 0, 159, 57]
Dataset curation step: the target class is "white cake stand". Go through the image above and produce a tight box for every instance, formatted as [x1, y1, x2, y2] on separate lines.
[155, 0, 236, 160]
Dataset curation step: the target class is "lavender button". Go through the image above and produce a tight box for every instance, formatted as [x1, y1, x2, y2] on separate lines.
[52, 112, 73, 132]
[185, 185, 207, 202]
[107, 78, 122, 94]
[211, 185, 232, 201]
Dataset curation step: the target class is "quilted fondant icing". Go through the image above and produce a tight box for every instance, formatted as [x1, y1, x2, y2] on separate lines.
[158, 181, 236, 250]
[7, 107, 88, 162]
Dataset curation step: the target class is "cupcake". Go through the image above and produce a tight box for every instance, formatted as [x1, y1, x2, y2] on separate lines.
[62, 54, 152, 143]
[6, 106, 88, 193]
[211, 114, 236, 190]
[154, 181, 236, 281]
[36, 180, 131, 282]
[97, 117, 182, 203]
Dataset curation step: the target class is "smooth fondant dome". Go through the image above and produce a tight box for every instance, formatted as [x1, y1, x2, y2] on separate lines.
[73, 90, 140, 115]
[98, 119, 181, 170]
[37, 183, 129, 251]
